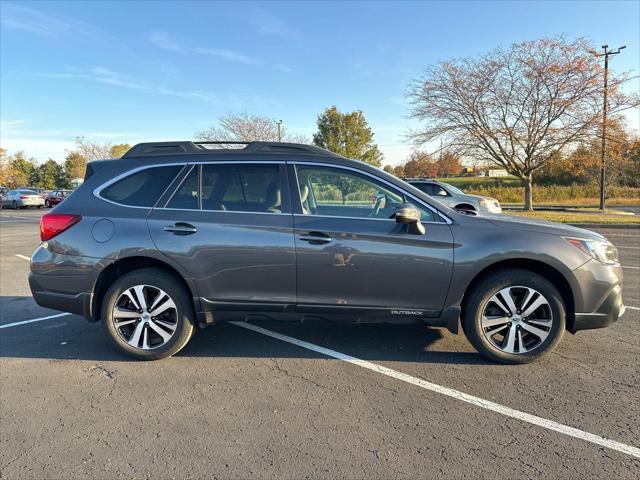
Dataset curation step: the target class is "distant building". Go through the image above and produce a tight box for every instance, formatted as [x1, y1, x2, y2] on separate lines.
[488, 169, 509, 177]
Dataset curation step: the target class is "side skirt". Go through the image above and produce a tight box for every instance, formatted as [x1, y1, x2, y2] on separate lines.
[196, 298, 460, 334]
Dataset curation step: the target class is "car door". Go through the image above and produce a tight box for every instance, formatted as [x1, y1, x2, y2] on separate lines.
[147, 161, 296, 312]
[291, 163, 454, 318]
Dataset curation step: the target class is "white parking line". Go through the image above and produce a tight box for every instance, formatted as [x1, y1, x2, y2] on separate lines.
[231, 321, 640, 460]
[0, 215, 42, 220]
[0, 312, 71, 329]
[15, 254, 31, 261]
[626, 306, 640, 311]
[623, 265, 640, 270]
[618, 246, 640, 250]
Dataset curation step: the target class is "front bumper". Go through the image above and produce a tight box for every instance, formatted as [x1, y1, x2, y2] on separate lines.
[571, 284, 624, 333]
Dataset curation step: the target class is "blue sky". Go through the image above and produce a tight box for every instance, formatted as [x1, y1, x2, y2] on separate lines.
[1, 0, 639, 165]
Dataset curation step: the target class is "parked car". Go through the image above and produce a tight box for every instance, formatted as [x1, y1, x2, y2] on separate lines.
[405, 178, 502, 215]
[29, 141, 624, 363]
[2, 189, 45, 209]
[17, 186, 45, 194]
[45, 189, 73, 208]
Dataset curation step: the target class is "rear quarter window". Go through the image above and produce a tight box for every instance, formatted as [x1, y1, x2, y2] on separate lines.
[100, 165, 182, 207]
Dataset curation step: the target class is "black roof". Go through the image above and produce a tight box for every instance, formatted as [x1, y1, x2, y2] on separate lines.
[123, 141, 342, 159]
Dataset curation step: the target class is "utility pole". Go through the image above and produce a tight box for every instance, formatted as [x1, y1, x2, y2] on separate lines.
[592, 44, 626, 210]
[276, 120, 283, 142]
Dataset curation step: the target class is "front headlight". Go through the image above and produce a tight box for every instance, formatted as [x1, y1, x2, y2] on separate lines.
[564, 237, 619, 265]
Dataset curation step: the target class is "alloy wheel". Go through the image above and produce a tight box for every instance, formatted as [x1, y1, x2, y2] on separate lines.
[112, 285, 178, 350]
[480, 286, 553, 354]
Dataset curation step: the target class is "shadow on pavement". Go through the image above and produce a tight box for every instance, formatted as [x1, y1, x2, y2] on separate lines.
[0, 296, 490, 365]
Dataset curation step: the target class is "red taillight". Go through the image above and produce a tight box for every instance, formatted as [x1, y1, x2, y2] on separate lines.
[20, 195, 28, 200]
[40, 214, 82, 241]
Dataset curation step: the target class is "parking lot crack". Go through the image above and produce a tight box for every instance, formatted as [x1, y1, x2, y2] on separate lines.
[267, 358, 328, 390]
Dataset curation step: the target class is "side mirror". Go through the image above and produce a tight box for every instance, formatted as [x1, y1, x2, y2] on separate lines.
[395, 203, 425, 235]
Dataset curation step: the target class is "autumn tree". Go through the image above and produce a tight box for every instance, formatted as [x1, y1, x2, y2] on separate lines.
[0, 148, 8, 186]
[5, 152, 36, 188]
[383, 165, 395, 174]
[196, 113, 308, 144]
[435, 151, 462, 177]
[109, 144, 131, 158]
[64, 151, 87, 184]
[403, 150, 437, 178]
[313, 106, 383, 167]
[408, 36, 638, 210]
[392, 165, 405, 178]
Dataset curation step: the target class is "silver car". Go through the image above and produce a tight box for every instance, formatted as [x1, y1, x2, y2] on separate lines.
[406, 179, 501, 214]
[2, 189, 45, 209]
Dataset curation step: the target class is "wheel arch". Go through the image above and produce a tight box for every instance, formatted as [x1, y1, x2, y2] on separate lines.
[90, 255, 199, 323]
[460, 259, 576, 332]
[454, 203, 476, 211]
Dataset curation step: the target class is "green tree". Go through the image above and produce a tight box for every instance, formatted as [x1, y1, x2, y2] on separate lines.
[64, 151, 87, 185]
[383, 165, 395, 174]
[9, 152, 35, 188]
[313, 106, 383, 167]
[109, 144, 131, 158]
[33, 159, 64, 190]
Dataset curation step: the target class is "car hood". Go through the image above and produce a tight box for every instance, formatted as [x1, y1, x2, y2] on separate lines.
[483, 213, 605, 240]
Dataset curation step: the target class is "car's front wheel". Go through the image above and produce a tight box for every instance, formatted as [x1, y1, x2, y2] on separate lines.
[102, 268, 195, 360]
[462, 269, 565, 364]
[45, 200, 50, 208]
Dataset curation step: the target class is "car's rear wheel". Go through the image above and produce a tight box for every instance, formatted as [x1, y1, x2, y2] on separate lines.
[462, 269, 565, 364]
[102, 268, 195, 360]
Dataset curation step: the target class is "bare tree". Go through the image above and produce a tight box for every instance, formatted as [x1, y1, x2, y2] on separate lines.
[196, 112, 308, 145]
[407, 36, 638, 210]
[74, 137, 113, 161]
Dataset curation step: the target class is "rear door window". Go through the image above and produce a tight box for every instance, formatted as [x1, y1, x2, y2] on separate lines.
[201, 164, 284, 213]
[101, 165, 182, 207]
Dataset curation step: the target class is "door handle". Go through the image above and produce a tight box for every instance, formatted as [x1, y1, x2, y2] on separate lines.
[298, 232, 332, 244]
[163, 223, 197, 235]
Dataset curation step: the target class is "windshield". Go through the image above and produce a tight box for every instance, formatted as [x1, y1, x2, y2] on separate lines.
[441, 183, 466, 195]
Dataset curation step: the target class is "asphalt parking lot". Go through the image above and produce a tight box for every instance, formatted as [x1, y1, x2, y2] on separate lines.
[1, 208, 639, 479]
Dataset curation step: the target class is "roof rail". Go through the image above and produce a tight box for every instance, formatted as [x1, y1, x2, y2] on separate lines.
[122, 141, 342, 158]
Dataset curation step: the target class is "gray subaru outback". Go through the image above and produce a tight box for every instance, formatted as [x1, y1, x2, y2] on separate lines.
[29, 141, 625, 363]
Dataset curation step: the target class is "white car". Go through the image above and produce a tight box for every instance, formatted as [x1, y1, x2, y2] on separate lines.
[1, 189, 45, 209]
[406, 179, 502, 215]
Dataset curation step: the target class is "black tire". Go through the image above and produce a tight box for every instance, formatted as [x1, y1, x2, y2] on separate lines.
[45, 200, 50, 208]
[12, 201, 17, 210]
[455, 205, 476, 215]
[461, 269, 565, 364]
[101, 268, 195, 360]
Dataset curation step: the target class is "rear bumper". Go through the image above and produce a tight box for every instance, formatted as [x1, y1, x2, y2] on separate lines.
[571, 284, 624, 333]
[29, 279, 92, 318]
[28, 246, 102, 321]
